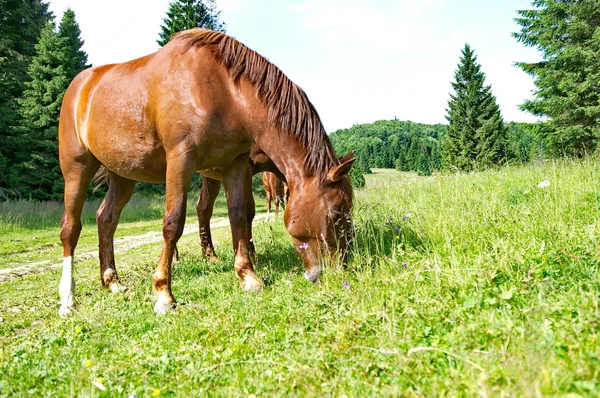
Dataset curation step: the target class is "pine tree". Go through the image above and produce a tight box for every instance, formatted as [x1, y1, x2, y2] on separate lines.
[18, 10, 88, 200]
[58, 8, 89, 80]
[348, 162, 365, 188]
[157, 0, 226, 47]
[514, 0, 600, 156]
[443, 44, 507, 172]
[0, 0, 52, 195]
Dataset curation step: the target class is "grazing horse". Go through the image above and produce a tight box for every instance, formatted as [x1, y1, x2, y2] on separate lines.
[58, 28, 355, 316]
[263, 171, 288, 221]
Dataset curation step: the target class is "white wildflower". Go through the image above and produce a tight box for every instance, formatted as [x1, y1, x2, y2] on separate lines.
[537, 180, 550, 189]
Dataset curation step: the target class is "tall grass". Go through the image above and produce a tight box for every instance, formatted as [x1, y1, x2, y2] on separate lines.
[0, 157, 599, 396]
[0, 192, 233, 233]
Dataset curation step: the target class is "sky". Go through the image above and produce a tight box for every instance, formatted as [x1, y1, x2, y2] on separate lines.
[47, 0, 542, 133]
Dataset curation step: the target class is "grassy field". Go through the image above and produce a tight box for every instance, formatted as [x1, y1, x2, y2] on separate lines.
[1, 159, 599, 396]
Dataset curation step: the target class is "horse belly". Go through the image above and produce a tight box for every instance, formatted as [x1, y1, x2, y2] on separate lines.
[87, 124, 168, 183]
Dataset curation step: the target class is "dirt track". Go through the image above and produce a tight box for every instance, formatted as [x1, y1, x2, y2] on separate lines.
[0, 213, 268, 282]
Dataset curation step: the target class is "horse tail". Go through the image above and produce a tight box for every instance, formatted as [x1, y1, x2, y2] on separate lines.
[92, 166, 110, 194]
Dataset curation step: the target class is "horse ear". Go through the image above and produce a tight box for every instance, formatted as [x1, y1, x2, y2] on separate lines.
[328, 157, 356, 183]
[337, 150, 356, 164]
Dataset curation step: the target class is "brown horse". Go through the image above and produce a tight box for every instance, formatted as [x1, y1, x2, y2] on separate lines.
[58, 28, 355, 316]
[262, 171, 288, 221]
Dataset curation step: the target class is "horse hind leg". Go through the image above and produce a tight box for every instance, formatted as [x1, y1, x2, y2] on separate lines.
[96, 171, 136, 292]
[59, 153, 100, 317]
[196, 176, 221, 261]
[265, 190, 272, 222]
[274, 195, 280, 219]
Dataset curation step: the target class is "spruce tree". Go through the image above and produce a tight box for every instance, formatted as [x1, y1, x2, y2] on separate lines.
[443, 44, 507, 172]
[514, 0, 600, 156]
[348, 162, 365, 188]
[0, 0, 52, 195]
[18, 10, 88, 200]
[58, 8, 89, 81]
[157, 0, 226, 47]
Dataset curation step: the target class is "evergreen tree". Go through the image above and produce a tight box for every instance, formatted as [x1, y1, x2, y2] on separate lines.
[514, 0, 600, 156]
[18, 10, 88, 200]
[0, 0, 52, 195]
[348, 162, 365, 188]
[443, 44, 507, 172]
[157, 0, 226, 47]
[58, 8, 89, 80]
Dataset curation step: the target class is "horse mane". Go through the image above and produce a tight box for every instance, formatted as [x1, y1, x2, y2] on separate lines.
[173, 29, 340, 180]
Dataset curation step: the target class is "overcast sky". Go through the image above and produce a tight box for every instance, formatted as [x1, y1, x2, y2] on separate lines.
[47, 0, 541, 132]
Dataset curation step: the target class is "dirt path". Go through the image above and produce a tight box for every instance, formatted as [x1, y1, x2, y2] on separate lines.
[0, 213, 268, 282]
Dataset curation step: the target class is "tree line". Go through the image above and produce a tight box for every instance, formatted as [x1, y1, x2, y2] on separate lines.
[0, 0, 225, 200]
[1, 0, 599, 199]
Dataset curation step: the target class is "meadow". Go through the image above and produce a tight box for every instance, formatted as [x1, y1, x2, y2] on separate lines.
[0, 159, 599, 396]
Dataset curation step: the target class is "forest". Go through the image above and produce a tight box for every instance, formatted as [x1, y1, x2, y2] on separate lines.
[1, 0, 599, 196]
[329, 120, 544, 178]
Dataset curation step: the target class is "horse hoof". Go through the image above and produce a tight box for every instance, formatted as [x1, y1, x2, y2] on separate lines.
[154, 301, 176, 315]
[242, 274, 264, 292]
[58, 306, 73, 317]
[108, 282, 127, 293]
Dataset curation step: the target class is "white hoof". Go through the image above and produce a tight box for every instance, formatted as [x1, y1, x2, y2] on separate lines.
[154, 301, 176, 315]
[58, 306, 73, 317]
[242, 274, 264, 292]
[108, 281, 127, 293]
[153, 292, 176, 315]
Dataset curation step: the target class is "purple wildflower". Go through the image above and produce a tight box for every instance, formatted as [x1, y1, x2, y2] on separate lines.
[262, 275, 269, 282]
[298, 242, 309, 250]
[343, 281, 350, 289]
[402, 262, 408, 268]
[395, 226, 400, 234]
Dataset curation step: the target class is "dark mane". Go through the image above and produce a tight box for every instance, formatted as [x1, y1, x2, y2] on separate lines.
[173, 29, 339, 179]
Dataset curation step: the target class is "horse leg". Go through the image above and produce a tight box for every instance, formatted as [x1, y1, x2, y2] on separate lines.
[244, 178, 257, 264]
[196, 176, 221, 261]
[153, 156, 195, 315]
[59, 154, 100, 317]
[96, 172, 136, 292]
[274, 195, 280, 219]
[265, 190, 272, 222]
[223, 155, 263, 292]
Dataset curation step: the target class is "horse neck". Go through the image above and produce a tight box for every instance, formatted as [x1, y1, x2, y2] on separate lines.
[251, 126, 317, 191]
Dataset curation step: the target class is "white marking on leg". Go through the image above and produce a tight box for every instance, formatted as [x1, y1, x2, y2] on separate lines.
[242, 273, 264, 292]
[154, 291, 176, 315]
[58, 256, 75, 317]
[104, 269, 126, 292]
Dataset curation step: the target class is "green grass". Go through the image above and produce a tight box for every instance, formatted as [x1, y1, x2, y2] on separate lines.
[1, 159, 599, 396]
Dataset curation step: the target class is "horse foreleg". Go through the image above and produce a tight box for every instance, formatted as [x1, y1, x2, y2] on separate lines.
[196, 176, 221, 261]
[244, 176, 257, 264]
[96, 172, 136, 292]
[59, 154, 100, 317]
[224, 155, 263, 292]
[153, 156, 194, 315]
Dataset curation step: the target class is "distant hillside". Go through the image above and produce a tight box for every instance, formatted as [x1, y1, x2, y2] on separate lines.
[329, 119, 445, 175]
[329, 119, 543, 175]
